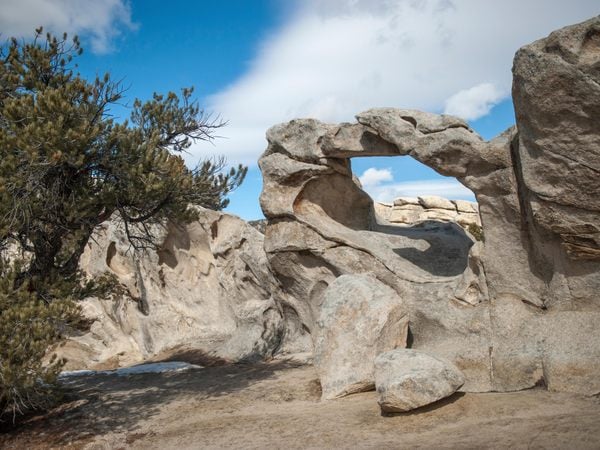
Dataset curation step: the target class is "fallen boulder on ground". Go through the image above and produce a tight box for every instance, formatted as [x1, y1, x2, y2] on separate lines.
[374, 349, 465, 413]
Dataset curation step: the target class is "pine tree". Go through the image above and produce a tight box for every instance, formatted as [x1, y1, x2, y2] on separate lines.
[0, 29, 247, 421]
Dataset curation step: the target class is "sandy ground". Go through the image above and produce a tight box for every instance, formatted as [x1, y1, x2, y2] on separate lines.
[2, 360, 600, 449]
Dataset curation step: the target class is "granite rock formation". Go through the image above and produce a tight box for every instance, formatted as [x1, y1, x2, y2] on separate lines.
[56, 208, 307, 370]
[259, 17, 600, 395]
[56, 18, 600, 400]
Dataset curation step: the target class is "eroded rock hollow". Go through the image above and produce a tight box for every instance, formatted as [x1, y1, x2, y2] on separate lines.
[259, 17, 600, 395]
[58, 208, 304, 370]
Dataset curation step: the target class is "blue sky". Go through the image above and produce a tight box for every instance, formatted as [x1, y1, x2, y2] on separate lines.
[76, 1, 287, 111]
[1, 1, 598, 219]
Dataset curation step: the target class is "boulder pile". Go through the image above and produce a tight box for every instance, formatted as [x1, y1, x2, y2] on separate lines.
[313, 274, 409, 399]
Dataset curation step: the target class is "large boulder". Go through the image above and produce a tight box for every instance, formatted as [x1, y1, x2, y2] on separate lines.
[258, 17, 600, 395]
[313, 274, 409, 399]
[513, 16, 600, 262]
[56, 208, 309, 370]
[374, 349, 465, 413]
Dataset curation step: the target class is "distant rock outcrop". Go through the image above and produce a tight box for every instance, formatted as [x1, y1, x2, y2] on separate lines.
[373, 196, 481, 229]
[258, 17, 600, 395]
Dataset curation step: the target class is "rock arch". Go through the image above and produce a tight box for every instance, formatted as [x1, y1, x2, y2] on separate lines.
[258, 16, 600, 395]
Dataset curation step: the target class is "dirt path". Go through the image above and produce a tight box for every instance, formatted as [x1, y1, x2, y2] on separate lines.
[2, 361, 600, 449]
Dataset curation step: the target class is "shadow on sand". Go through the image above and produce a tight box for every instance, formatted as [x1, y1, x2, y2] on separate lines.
[0, 359, 307, 447]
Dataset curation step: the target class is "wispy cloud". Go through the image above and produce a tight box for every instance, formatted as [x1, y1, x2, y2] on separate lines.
[443, 82, 506, 121]
[367, 179, 476, 202]
[358, 167, 475, 202]
[0, 0, 136, 53]
[188, 0, 599, 166]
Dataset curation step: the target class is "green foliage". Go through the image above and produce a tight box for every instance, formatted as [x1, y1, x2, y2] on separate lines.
[0, 29, 246, 421]
[0, 259, 80, 422]
[467, 223, 484, 242]
[0, 28, 247, 279]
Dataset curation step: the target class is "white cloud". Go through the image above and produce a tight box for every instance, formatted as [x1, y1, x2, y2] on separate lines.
[443, 82, 505, 120]
[359, 167, 393, 187]
[367, 179, 476, 203]
[358, 166, 475, 202]
[0, 0, 135, 53]
[189, 0, 599, 166]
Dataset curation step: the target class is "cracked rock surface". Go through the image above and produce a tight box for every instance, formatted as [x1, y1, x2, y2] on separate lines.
[54, 18, 600, 398]
[374, 196, 481, 228]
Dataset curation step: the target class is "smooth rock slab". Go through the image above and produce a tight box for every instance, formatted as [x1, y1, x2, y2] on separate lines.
[314, 274, 409, 400]
[452, 199, 478, 214]
[393, 196, 420, 207]
[418, 195, 456, 211]
[375, 349, 465, 412]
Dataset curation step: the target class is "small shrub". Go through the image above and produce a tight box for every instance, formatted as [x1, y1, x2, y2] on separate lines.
[467, 223, 484, 242]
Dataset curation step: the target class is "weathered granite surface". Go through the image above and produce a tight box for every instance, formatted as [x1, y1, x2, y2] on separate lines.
[258, 17, 600, 395]
[375, 349, 465, 412]
[56, 208, 309, 370]
[374, 196, 481, 229]
[313, 274, 409, 399]
[57, 18, 600, 399]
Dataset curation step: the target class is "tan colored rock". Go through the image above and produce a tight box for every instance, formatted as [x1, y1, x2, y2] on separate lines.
[418, 195, 456, 211]
[258, 16, 600, 398]
[513, 16, 600, 261]
[389, 208, 422, 224]
[417, 209, 457, 222]
[393, 196, 420, 207]
[60, 17, 600, 398]
[375, 349, 465, 412]
[373, 202, 393, 221]
[313, 274, 409, 399]
[456, 213, 481, 228]
[379, 199, 481, 228]
[452, 200, 478, 214]
[260, 112, 492, 392]
[57, 209, 309, 370]
[394, 204, 423, 211]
